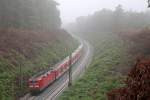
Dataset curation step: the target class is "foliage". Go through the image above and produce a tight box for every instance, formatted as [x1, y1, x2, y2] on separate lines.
[0, 24, 78, 100]
[59, 33, 131, 100]
[120, 28, 150, 56]
[0, 0, 61, 30]
[67, 5, 150, 37]
[0, 0, 79, 99]
[62, 4, 150, 100]
[107, 58, 150, 100]
[0, 37, 78, 99]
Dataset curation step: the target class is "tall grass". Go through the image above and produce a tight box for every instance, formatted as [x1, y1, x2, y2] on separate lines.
[59, 33, 131, 100]
[0, 39, 78, 99]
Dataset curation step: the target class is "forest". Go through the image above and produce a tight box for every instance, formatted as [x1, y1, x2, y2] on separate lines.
[68, 5, 150, 34]
[0, 0, 61, 30]
[0, 0, 78, 99]
[0, 0, 150, 99]
[60, 5, 150, 100]
[67, 4, 150, 64]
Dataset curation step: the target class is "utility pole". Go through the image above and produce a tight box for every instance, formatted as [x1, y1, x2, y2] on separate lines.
[19, 61, 23, 96]
[12, 80, 14, 99]
[68, 53, 72, 86]
[148, 0, 150, 7]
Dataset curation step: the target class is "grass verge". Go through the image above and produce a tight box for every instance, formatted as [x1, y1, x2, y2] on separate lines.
[59, 33, 131, 100]
[0, 36, 78, 100]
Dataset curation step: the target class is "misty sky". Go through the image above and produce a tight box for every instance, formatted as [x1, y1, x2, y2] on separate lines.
[55, 0, 148, 24]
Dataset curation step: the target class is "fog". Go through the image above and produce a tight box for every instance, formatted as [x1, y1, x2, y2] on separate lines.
[55, 0, 148, 24]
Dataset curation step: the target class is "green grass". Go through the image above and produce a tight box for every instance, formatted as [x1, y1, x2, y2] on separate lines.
[0, 38, 78, 100]
[59, 33, 129, 100]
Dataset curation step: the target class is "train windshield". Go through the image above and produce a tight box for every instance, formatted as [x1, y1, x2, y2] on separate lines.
[30, 80, 38, 85]
[31, 80, 36, 83]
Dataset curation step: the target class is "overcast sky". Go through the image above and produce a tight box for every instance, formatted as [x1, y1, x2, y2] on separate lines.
[55, 0, 148, 24]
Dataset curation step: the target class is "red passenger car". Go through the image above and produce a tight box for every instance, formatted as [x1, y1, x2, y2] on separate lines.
[28, 44, 83, 93]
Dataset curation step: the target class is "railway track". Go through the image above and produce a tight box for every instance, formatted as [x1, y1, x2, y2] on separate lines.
[20, 40, 93, 100]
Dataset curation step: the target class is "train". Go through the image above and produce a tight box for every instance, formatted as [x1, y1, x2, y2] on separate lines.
[28, 44, 83, 93]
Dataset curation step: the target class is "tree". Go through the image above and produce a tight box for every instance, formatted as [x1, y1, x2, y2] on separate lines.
[0, 0, 61, 30]
[112, 5, 124, 32]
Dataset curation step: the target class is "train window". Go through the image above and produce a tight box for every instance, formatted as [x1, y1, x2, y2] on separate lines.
[31, 80, 37, 84]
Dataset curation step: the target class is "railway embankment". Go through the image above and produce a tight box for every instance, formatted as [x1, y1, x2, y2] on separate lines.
[0, 29, 78, 100]
[59, 28, 150, 100]
[59, 33, 132, 100]
[107, 28, 150, 100]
